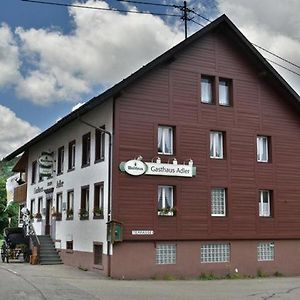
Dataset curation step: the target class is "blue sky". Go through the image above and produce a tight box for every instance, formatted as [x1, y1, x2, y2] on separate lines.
[1, 0, 300, 158]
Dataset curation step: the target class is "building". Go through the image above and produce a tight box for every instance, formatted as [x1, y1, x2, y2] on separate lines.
[5, 15, 300, 279]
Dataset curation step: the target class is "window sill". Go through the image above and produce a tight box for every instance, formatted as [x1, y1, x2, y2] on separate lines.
[66, 217, 74, 221]
[211, 215, 226, 217]
[94, 158, 105, 164]
[67, 168, 75, 173]
[57, 172, 64, 176]
[210, 157, 225, 160]
[81, 163, 90, 169]
[80, 216, 89, 220]
[201, 101, 214, 105]
[157, 211, 175, 217]
[93, 215, 104, 220]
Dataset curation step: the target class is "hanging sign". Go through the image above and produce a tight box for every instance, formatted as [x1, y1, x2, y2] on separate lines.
[38, 151, 54, 178]
[120, 160, 196, 177]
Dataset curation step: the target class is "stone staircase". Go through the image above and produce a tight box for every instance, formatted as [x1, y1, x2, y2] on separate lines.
[37, 235, 63, 265]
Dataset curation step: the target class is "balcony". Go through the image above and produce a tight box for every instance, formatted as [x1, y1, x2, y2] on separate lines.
[14, 183, 27, 203]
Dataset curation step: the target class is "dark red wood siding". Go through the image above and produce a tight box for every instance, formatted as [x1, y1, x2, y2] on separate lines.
[112, 28, 300, 241]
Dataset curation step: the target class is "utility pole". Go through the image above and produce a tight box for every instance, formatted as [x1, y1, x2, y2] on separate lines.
[180, 1, 189, 39]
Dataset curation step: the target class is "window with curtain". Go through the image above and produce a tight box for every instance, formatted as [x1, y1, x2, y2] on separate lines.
[201, 76, 213, 104]
[158, 186, 174, 216]
[158, 126, 173, 155]
[219, 79, 231, 106]
[257, 136, 269, 162]
[210, 131, 224, 159]
[259, 190, 272, 217]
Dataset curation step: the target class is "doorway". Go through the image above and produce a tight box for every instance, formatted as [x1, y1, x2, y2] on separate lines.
[45, 199, 51, 235]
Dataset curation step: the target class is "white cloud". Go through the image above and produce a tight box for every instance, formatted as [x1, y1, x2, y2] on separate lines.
[0, 105, 40, 159]
[12, 0, 183, 105]
[0, 23, 21, 87]
[217, 0, 300, 94]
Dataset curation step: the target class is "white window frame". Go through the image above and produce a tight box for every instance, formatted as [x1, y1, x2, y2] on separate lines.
[158, 186, 174, 216]
[210, 131, 224, 159]
[259, 190, 271, 217]
[257, 242, 274, 261]
[211, 188, 226, 216]
[156, 244, 176, 264]
[201, 243, 230, 263]
[201, 76, 213, 104]
[257, 136, 269, 162]
[158, 126, 173, 155]
[218, 79, 231, 106]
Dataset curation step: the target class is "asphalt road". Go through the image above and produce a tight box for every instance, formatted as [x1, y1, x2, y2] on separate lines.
[1, 262, 300, 299]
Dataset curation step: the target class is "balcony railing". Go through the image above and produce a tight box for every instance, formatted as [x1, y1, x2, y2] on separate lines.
[14, 183, 27, 203]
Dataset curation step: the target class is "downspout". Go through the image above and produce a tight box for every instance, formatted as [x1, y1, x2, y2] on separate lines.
[77, 117, 112, 277]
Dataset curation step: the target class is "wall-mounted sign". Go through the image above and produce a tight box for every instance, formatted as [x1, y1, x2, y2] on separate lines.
[132, 230, 154, 235]
[120, 160, 196, 177]
[38, 152, 54, 178]
[56, 179, 64, 188]
[123, 160, 147, 176]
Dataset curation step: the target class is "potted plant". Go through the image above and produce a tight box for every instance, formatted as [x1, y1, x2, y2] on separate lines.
[93, 207, 103, 219]
[34, 212, 42, 221]
[79, 208, 89, 220]
[51, 211, 62, 221]
[66, 209, 73, 220]
[157, 207, 177, 216]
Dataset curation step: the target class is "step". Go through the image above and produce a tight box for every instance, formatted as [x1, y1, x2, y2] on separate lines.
[40, 261, 63, 265]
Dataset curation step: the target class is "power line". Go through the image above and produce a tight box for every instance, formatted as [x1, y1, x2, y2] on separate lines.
[253, 43, 300, 71]
[115, 0, 178, 8]
[21, 0, 181, 17]
[189, 8, 212, 23]
[190, 19, 204, 27]
[267, 59, 300, 78]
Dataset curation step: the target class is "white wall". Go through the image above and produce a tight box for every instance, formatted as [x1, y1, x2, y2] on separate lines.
[26, 99, 112, 254]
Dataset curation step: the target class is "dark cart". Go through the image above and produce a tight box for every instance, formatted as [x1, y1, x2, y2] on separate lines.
[1, 227, 30, 263]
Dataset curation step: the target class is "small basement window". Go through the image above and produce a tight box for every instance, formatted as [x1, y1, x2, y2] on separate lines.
[94, 243, 103, 266]
[156, 244, 176, 264]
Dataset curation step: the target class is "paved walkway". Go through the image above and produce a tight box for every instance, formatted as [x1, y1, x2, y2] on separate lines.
[1, 262, 300, 299]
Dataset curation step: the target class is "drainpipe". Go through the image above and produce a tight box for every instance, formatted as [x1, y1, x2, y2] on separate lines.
[77, 117, 112, 277]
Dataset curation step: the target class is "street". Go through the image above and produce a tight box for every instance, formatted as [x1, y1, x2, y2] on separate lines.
[1, 262, 300, 299]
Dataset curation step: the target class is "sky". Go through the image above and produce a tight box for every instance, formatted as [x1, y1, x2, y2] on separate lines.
[1, 0, 300, 159]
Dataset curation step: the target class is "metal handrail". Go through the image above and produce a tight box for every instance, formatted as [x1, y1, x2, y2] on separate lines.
[27, 221, 40, 247]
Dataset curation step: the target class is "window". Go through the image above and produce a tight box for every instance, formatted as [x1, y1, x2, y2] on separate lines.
[210, 131, 224, 159]
[219, 78, 231, 106]
[82, 132, 91, 167]
[94, 183, 104, 219]
[211, 188, 226, 216]
[37, 197, 43, 214]
[257, 136, 269, 162]
[80, 186, 89, 220]
[30, 199, 35, 215]
[57, 146, 64, 175]
[68, 140, 76, 170]
[55, 193, 62, 221]
[201, 76, 214, 104]
[31, 161, 37, 184]
[158, 126, 173, 155]
[94, 243, 103, 266]
[67, 190, 74, 220]
[158, 186, 174, 216]
[156, 244, 176, 264]
[95, 126, 105, 162]
[259, 190, 272, 217]
[257, 242, 274, 261]
[201, 243, 230, 263]
[66, 240, 73, 250]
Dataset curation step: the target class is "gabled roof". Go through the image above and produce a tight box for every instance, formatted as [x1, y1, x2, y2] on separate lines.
[5, 14, 300, 161]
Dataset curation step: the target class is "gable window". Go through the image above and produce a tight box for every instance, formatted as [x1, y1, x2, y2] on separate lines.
[201, 76, 214, 104]
[219, 78, 231, 106]
[57, 146, 64, 175]
[68, 140, 76, 171]
[158, 126, 173, 155]
[211, 188, 226, 216]
[67, 190, 74, 220]
[31, 161, 37, 184]
[80, 186, 89, 220]
[259, 190, 272, 217]
[158, 185, 174, 216]
[201, 243, 230, 263]
[95, 126, 105, 162]
[82, 133, 91, 167]
[210, 131, 224, 159]
[257, 136, 269, 162]
[94, 182, 104, 219]
[257, 242, 274, 261]
[156, 244, 176, 264]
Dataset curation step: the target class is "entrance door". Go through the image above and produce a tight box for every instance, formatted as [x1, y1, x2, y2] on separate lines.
[45, 199, 51, 235]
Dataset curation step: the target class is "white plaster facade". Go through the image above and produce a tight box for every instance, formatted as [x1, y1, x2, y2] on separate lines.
[26, 100, 113, 255]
